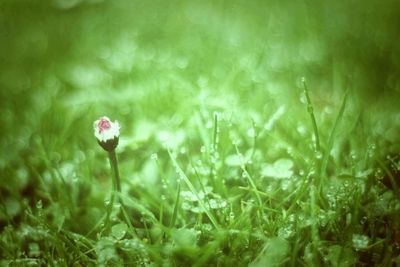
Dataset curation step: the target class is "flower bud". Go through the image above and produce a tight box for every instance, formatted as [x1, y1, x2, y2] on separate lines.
[94, 116, 120, 152]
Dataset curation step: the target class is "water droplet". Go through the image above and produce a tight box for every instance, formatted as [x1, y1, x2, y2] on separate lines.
[315, 151, 323, 159]
[281, 180, 291, 190]
[352, 234, 369, 249]
[200, 146, 206, 153]
[72, 176, 79, 183]
[299, 95, 307, 104]
[360, 216, 368, 225]
[150, 153, 158, 160]
[36, 200, 43, 209]
[297, 125, 307, 135]
[375, 168, 383, 179]
[370, 144, 376, 150]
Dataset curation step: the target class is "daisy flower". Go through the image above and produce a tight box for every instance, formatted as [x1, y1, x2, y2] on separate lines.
[94, 116, 120, 151]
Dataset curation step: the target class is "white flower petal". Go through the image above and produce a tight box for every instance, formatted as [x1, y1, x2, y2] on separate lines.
[94, 116, 120, 142]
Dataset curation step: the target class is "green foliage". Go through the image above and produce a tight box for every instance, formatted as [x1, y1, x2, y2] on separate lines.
[1, 0, 400, 266]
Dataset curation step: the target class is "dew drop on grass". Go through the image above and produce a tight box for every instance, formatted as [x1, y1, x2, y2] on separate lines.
[360, 216, 368, 225]
[150, 153, 158, 160]
[370, 144, 376, 150]
[352, 234, 369, 250]
[200, 146, 206, 153]
[367, 144, 377, 157]
[281, 180, 291, 190]
[229, 212, 235, 221]
[180, 147, 187, 154]
[278, 225, 294, 238]
[299, 94, 307, 104]
[36, 200, 43, 209]
[297, 124, 307, 135]
[374, 168, 383, 179]
[315, 151, 323, 159]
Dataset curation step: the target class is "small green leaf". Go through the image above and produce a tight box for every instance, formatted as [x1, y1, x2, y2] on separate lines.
[262, 159, 294, 179]
[111, 223, 128, 240]
[171, 228, 198, 248]
[250, 237, 289, 267]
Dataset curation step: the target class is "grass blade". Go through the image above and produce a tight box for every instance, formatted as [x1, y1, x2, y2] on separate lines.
[169, 182, 181, 228]
[168, 150, 220, 229]
[320, 90, 348, 179]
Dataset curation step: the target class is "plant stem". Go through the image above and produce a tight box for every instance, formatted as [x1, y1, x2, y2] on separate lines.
[107, 149, 137, 237]
[108, 150, 121, 193]
[103, 149, 121, 233]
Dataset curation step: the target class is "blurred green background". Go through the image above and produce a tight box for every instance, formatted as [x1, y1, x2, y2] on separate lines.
[1, 0, 400, 212]
[1, 0, 400, 161]
[1, 0, 400, 265]
[1, 0, 400, 160]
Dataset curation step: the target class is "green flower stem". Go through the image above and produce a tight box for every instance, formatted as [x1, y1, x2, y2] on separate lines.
[106, 149, 137, 237]
[103, 149, 121, 233]
[108, 150, 121, 193]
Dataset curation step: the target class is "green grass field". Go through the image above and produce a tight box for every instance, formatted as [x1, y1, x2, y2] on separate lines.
[1, 0, 400, 266]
